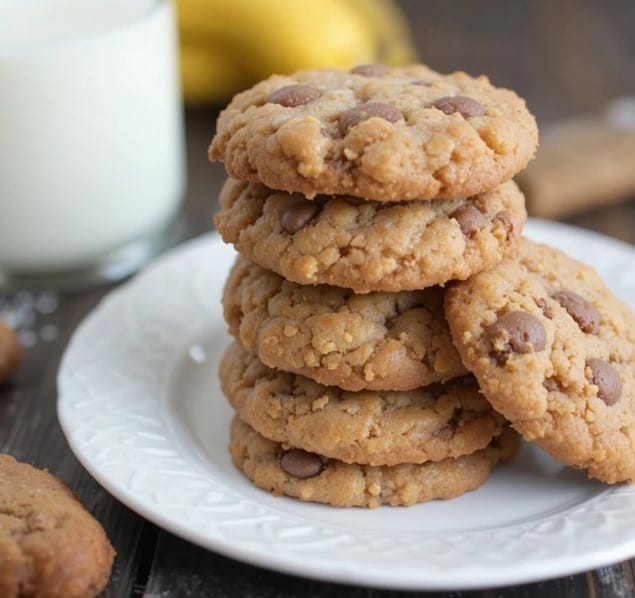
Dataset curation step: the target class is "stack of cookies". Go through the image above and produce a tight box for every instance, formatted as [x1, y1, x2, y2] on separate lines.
[210, 63, 635, 507]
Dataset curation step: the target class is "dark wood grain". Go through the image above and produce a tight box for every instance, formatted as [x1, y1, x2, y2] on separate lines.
[1, 1, 635, 597]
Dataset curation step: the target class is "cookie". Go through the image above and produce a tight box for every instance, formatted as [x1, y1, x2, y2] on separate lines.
[210, 64, 537, 202]
[223, 256, 467, 391]
[445, 238, 635, 484]
[215, 178, 526, 293]
[220, 342, 505, 466]
[0, 454, 115, 598]
[0, 321, 22, 383]
[229, 416, 519, 508]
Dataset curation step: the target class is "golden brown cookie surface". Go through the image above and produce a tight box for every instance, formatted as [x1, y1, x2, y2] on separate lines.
[229, 416, 519, 508]
[210, 65, 538, 202]
[445, 239, 635, 484]
[223, 257, 467, 391]
[215, 178, 526, 293]
[0, 321, 22, 383]
[220, 342, 505, 466]
[0, 455, 115, 598]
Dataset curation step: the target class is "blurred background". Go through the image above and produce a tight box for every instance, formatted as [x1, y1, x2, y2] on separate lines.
[178, 0, 635, 240]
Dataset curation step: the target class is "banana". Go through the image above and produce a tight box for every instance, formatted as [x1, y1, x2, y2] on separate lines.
[344, 0, 418, 65]
[177, 0, 376, 78]
[180, 43, 250, 105]
[176, 0, 417, 104]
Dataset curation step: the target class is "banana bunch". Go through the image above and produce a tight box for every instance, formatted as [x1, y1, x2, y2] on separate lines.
[177, 0, 418, 105]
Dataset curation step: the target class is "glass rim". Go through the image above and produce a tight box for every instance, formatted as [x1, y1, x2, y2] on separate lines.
[0, 0, 169, 56]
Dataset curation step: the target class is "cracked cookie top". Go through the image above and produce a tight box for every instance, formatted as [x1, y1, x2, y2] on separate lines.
[223, 256, 467, 391]
[215, 178, 526, 293]
[445, 239, 635, 484]
[209, 64, 538, 201]
[220, 342, 505, 467]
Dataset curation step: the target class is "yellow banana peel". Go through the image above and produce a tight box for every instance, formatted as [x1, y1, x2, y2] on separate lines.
[177, 0, 418, 105]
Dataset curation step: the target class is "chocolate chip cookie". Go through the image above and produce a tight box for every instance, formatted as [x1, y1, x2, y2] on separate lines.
[220, 342, 505, 466]
[223, 256, 467, 391]
[0, 454, 115, 598]
[229, 416, 519, 508]
[215, 178, 526, 293]
[209, 64, 538, 201]
[0, 321, 22, 383]
[445, 238, 635, 484]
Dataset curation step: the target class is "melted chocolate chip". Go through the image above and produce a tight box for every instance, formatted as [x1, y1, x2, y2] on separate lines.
[487, 311, 547, 363]
[280, 449, 323, 478]
[432, 96, 485, 118]
[350, 63, 389, 76]
[553, 291, 600, 334]
[451, 206, 486, 236]
[340, 102, 404, 133]
[267, 84, 321, 107]
[586, 358, 622, 405]
[282, 201, 320, 233]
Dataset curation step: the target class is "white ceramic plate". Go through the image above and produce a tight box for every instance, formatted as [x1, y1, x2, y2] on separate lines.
[58, 220, 635, 591]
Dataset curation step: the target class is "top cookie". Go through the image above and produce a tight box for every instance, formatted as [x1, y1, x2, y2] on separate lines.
[209, 64, 538, 201]
[445, 239, 635, 484]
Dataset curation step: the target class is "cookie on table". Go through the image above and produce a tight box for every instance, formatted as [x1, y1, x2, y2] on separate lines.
[0, 321, 22, 383]
[229, 416, 519, 508]
[209, 64, 538, 201]
[0, 454, 115, 598]
[445, 238, 635, 484]
[223, 256, 467, 391]
[215, 178, 526, 293]
[220, 342, 505, 466]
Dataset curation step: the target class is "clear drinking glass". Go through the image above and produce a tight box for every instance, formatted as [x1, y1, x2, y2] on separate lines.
[0, 0, 185, 289]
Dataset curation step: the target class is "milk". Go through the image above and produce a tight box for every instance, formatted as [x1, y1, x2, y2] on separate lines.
[0, 0, 185, 276]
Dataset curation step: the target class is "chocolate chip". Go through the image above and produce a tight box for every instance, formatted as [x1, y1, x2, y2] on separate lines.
[267, 84, 321, 107]
[411, 79, 432, 86]
[350, 63, 389, 76]
[280, 449, 323, 478]
[432, 96, 485, 118]
[282, 201, 320, 233]
[493, 210, 513, 239]
[553, 291, 600, 334]
[487, 311, 547, 362]
[451, 205, 486, 236]
[340, 102, 404, 133]
[586, 359, 622, 405]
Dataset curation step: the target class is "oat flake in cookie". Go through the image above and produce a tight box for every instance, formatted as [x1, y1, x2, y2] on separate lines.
[215, 178, 526, 293]
[223, 257, 467, 391]
[220, 342, 505, 467]
[445, 238, 635, 484]
[209, 64, 538, 201]
[229, 416, 519, 508]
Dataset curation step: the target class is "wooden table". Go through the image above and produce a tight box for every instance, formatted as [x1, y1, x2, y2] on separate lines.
[2, 1, 635, 595]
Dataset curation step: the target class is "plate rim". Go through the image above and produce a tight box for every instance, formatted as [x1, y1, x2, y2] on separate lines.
[57, 221, 635, 591]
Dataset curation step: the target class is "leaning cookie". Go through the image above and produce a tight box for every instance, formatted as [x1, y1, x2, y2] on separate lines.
[215, 178, 525, 293]
[0, 454, 115, 598]
[223, 257, 467, 391]
[229, 417, 519, 508]
[210, 64, 537, 201]
[0, 321, 22, 383]
[445, 238, 635, 484]
[220, 342, 505, 466]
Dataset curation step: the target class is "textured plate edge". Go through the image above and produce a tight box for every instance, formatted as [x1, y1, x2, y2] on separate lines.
[56, 223, 635, 591]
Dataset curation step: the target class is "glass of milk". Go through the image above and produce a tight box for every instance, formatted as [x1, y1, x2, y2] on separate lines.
[0, 0, 185, 288]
